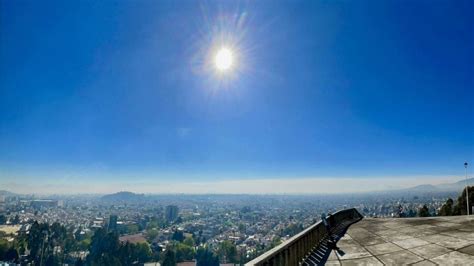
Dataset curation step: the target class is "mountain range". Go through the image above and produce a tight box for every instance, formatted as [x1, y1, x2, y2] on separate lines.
[0, 190, 17, 196]
[406, 177, 474, 192]
[0, 178, 472, 196]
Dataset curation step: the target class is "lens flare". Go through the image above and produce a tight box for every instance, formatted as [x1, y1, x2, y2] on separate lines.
[215, 48, 233, 71]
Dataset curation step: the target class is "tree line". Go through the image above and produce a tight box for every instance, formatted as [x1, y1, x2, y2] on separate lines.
[0, 220, 250, 265]
[401, 186, 474, 218]
[438, 186, 474, 216]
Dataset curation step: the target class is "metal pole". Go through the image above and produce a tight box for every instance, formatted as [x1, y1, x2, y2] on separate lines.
[465, 162, 469, 215]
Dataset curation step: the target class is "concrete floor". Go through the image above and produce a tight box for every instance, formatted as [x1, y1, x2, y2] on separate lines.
[327, 216, 474, 265]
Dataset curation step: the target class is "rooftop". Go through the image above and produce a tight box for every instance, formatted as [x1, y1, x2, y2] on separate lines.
[324, 216, 474, 265]
[118, 233, 147, 244]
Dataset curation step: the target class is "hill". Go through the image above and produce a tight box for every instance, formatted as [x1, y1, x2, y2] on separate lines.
[0, 190, 17, 197]
[407, 177, 474, 192]
[101, 191, 145, 202]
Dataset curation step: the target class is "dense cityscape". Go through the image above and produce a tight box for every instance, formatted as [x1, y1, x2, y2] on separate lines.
[1, 184, 472, 265]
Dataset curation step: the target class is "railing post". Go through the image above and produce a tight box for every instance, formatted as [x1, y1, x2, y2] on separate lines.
[290, 244, 294, 265]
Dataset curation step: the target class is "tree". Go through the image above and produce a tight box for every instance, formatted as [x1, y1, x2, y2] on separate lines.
[118, 242, 133, 265]
[196, 247, 219, 266]
[407, 209, 417, 217]
[174, 242, 194, 262]
[126, 224, 139, 234]
[146, 228, 159, 243]
[147, 216, 166, 230]
[131, 243, 152, 264]
[269, 236, 282, 249]
[0, 215, 6, 225]
[162, 249, 177, 266]
[0, 239, 9, 259]
[0, 240, 18, 263]
[85, 226, 153, 266]
[21, 221, 81, 265]
[4, 247, 19, 262]
[453, 186, 474, 215]
[92, 253, 121, 266]
[183, 236, 195, 247]
[282, 223, 304, 237]
[418, 205, 430, 217]
[118, 242, 152, 265]
[26, 221, 50, 265]
[45, 253, 60, 266]
[12, 215, 20, 225]
[439, 198, 454, 216]
[171, 230, 184, 242]
[74, 227, 84, 241]
[218, 240, 237, 263]
[74, 258, 84, 266]
[238, 223, 246, 232]
[87, 228, 121, 265]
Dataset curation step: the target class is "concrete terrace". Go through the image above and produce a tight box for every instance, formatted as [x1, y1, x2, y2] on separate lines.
[325, 216, 474, 265]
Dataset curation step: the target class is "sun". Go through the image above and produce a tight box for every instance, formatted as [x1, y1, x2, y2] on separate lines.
[215, 47, 234, 71]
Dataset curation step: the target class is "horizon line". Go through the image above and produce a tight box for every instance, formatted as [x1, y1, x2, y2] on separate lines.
[1, 175, 472, 196]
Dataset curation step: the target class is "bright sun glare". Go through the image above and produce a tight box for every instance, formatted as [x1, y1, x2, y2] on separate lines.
[215, 48, 233, 71]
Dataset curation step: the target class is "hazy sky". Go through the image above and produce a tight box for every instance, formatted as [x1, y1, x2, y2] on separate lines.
[1, 0, 473, 194]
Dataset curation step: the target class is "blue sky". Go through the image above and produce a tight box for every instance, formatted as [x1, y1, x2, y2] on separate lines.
[0, 0, 473, 193]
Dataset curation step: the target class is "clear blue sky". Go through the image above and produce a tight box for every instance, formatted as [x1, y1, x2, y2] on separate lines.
[0, 0, 473, 190]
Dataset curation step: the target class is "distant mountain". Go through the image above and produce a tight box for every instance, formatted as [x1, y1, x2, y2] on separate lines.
[454, 177, 474, 185]
[407, 177, 474, 192]
[101, 191, 145, 202]
[409, 184, 437, 191]
[0, 190, 17, 196]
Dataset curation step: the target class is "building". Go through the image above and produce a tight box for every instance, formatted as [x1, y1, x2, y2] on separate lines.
[30, 199, 58, 209]
[165, 205, 179, 222]
[92, 218, 104, 228]
[119, 233, 147, 244]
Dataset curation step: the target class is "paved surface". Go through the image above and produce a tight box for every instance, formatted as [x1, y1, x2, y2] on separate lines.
[326, 216, 474, 265]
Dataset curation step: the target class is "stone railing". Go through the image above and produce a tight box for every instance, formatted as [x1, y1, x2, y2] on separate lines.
[245, 208, 363, 266]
